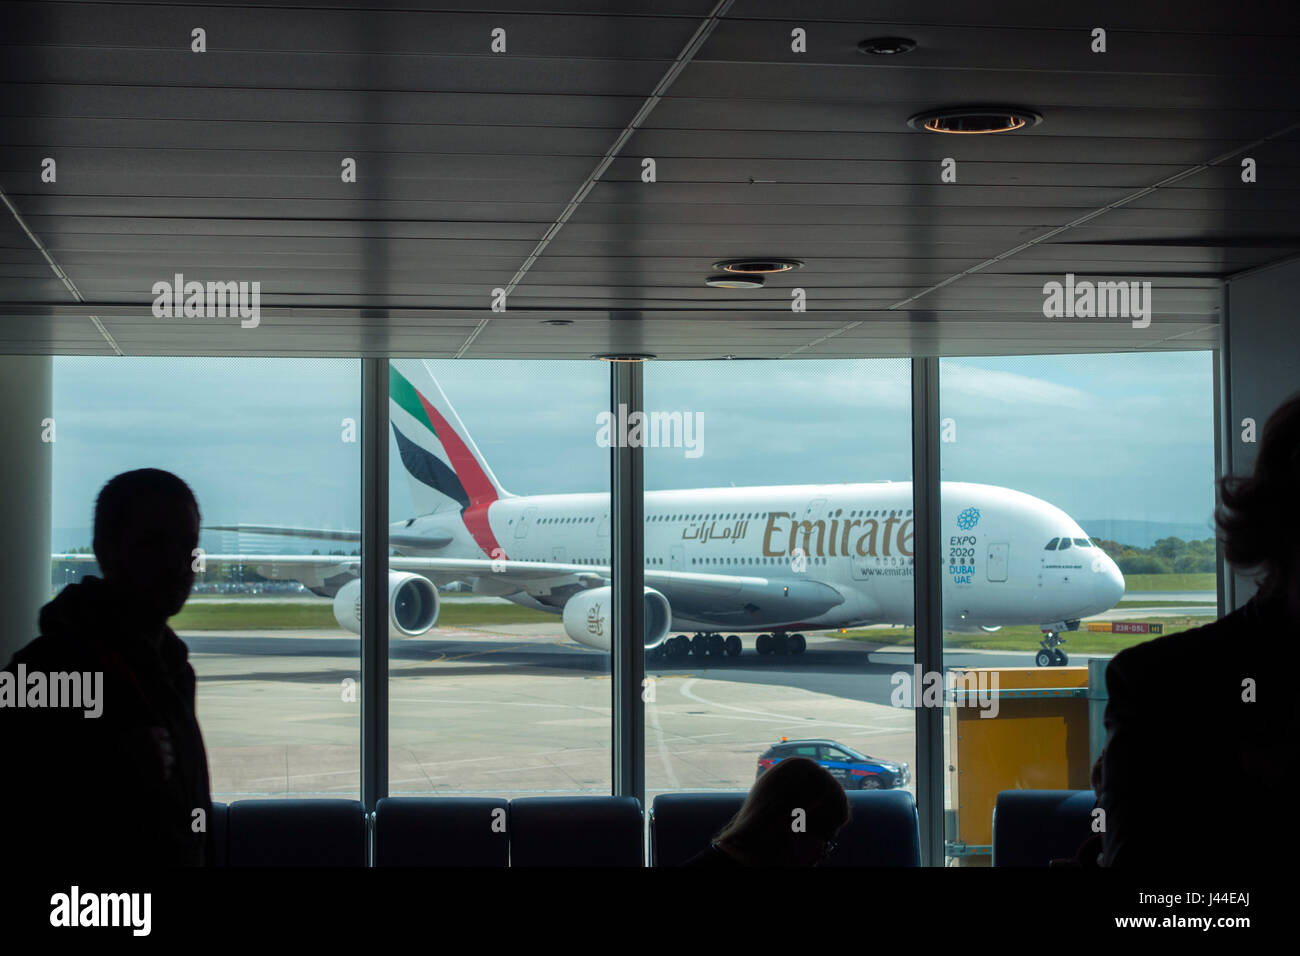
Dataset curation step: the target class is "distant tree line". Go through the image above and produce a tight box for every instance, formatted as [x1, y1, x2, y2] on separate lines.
[1092, 536, 1216, 574]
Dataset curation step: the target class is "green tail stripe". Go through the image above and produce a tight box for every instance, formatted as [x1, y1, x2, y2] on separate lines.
[389, 368, 437, 436]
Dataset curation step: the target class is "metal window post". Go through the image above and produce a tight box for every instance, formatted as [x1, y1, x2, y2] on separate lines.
[610, 360, 645, 804]
[1214, 287, 1233, 616]
[911, 357, 945, 866]
[361, 358, 390, 812]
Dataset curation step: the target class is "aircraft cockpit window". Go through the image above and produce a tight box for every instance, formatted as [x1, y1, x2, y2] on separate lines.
[1044, 538, 1059, 550]
[1058, 538, 1072, 550]
[1073, 538, 1092, 547]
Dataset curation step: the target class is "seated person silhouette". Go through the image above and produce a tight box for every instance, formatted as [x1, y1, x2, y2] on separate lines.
[685, 756, 851, 866]
[0, 469, 214, 866]
[1097, 393, 1300, 868]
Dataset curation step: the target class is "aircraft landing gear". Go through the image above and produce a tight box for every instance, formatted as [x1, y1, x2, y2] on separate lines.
[663, 634, 690, 660]
[1035, 630, 1068, 667]
[678, 632, 739, 659]
[756, 632, 805, 656]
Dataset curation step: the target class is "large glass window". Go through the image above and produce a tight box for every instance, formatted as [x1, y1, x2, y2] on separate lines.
[642, 359, 916, 806]
[386, 360, 611, 797]
[937, 351, 1216, 864]
[50, 358, 362, 801]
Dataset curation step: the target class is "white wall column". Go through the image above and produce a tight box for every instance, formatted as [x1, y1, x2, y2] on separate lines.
[0, 354, 53, 663]
[1223, 258, 1300, 610]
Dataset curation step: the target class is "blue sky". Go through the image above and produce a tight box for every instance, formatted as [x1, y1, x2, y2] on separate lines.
[50, 352, 1215, 550]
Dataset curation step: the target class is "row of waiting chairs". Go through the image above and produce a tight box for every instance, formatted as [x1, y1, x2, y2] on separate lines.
[208, 790, 921, 867]
[207, 789, 1091, 866]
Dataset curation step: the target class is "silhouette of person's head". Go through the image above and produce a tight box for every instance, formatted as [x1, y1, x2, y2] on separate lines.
[1216, 392, 1300, 613]
[92, 469, 201, 621]
[715, 755, 851, 866]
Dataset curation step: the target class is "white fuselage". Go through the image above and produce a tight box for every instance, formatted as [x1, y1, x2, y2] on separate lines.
[396, 480, 1125, 632]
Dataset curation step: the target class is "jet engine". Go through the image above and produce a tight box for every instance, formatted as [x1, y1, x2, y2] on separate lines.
[561, 586, 671, 652]
[332, 572, 440, 638]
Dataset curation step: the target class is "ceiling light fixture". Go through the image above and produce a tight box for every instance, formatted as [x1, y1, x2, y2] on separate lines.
[592, 353, 656, 362]
[705, 274, 765, 289]
[908, 106, 1042, 134]
[541, 318, 573, 326]
[858, 36, 916, 55]
[712, 258, 803, 275]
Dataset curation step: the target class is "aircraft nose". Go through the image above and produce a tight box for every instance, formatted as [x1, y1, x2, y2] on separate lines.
[1092, 553, 1125, 608]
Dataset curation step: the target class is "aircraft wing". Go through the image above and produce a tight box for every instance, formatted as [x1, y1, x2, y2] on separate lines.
[205, 524, 454, 550]
[385, 558, 848, 625]
[52, 552, 364, 597]
[644, 569, 847, 627]
[52, 553, 847, 624]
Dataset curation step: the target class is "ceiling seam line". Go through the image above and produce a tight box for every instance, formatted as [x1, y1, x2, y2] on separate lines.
[0, 184, 123, 355]
[453, 0, 736, 358]
[778, 117, 1300, 358]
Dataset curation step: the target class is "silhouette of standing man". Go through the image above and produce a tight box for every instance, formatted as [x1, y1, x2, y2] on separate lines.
[0, 469, 214, 866]
[1097, 394, 1300, 868]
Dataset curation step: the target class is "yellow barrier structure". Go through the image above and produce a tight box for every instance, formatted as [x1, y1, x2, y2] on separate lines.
[947, 666, 1092, 864]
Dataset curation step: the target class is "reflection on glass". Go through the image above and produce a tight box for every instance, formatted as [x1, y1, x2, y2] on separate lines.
[386, 360, 612, 797]
[50, 357, 362, 800]
[938, 353, 1215, 865]
[642, 360, 916, 808]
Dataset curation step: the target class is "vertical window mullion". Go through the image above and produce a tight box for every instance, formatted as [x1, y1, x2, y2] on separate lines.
[911, 357, 944, 866]
[361, 358, 390, 814]
[610, 360, 645, 805]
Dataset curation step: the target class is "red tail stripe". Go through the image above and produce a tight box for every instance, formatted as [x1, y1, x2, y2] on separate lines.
[414, 388, 506, 559]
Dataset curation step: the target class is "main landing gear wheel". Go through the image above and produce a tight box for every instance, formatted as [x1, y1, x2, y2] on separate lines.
[669, 635, 691, 660]
[1035, 649, 1054, 667]
[691, 634, 709, 658]
[756, 633, 772, 655]
[647, 644, 664, 662]
[772, 633, 790, 655]
[1053, 649, 1069, 666]
[708, 633, 725, 656]
[790, 633, 807, 655]
[724, 635, 742, 657]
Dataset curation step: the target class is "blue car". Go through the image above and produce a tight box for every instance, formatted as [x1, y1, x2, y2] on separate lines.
[757, 738, 911, 790]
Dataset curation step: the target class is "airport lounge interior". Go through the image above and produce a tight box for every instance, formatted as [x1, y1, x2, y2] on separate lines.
[0, 0, 1294, 937]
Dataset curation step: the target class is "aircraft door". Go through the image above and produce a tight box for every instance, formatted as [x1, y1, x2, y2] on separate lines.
[850, 550, 870, 580]
[987, 542, 1009, 582]
[797, 497, 828, 565]
[514, 507, 536, 539]
[670, 545, 684, 571]
[553, 546, 566, 563]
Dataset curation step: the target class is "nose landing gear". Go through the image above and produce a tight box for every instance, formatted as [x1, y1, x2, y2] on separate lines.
[1035, 629, 1068, 667]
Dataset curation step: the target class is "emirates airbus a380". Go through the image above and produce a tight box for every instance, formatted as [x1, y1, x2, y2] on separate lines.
[69, 360, 1126, 665]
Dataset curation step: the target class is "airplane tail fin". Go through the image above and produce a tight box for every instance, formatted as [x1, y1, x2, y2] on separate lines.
[388, 360, 512, 516]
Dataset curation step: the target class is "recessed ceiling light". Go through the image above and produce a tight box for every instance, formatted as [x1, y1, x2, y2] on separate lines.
[908, 106, 1042, 134]
[592, 353, 656, 362]
[858, 36, 916, 55]
[712, 258, 803, 274]
[705, 274, 765, 289]
[541, 318, 573, 326]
